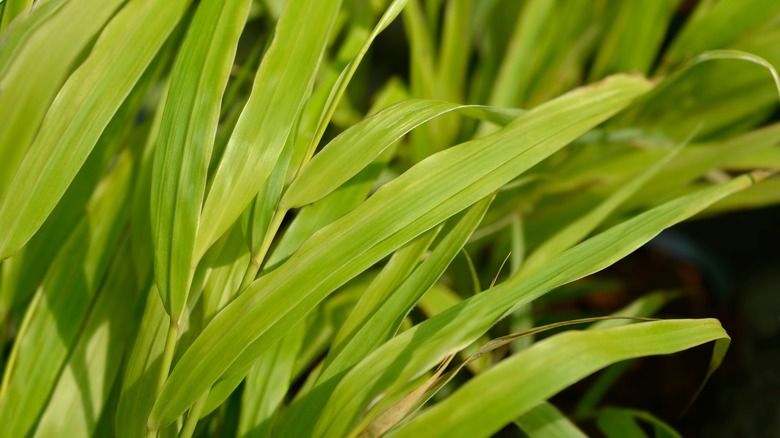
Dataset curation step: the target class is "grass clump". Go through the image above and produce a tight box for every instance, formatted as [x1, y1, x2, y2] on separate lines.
[0, 0, 779, 436]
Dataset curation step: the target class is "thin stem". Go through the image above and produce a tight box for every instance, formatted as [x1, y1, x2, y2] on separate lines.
[239, 207, 288, 291]
[239, 257, 259, 291]
[157, 319, 180, 401]
[179, 390, 209, 438]
[181, 201, 287, 438]
[147, 319, 180, 438]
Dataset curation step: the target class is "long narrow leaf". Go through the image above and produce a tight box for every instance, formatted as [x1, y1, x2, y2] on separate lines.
[391, 319, 729, 437]
[150, 0, 250, 321]
[0, 0, 191, 259]
[0, 0, 125, 204]
[515, 402, 588, 438]
[661, 0, 780, 70]
[114, 285, 168, 438]
[327, 228, 440, 357]
[283, 100, 523, 208]
[519, 137, 686, 276]
[298, 0, 410, 171]
[0, 0, 33, 30]
[194, 0, 341, 259]
[273, 197, 494, 437]
[0, 49, 165, 326]
[149, 75, 651, 428]
[32, 243, 143, 437]
[237, 323, 305, 438]
[0, 148, 137, 437]
[313, 172, 760, 437]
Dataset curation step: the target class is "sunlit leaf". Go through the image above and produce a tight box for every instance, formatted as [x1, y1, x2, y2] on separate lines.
[150, 0, 250, 321]
[194, 0, 341, 259]
[392, 319, 728, 437]
[0, 0, 190, 259]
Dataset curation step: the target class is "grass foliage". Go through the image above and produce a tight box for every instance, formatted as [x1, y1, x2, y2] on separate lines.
[1, 0, 779, 436]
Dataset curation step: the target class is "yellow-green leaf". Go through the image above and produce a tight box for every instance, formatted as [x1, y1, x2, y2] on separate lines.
[150, 0, 250, 322]
[391, 319, 728, 437]
[194, 0, 342, 259]
[0, 0, 190, 259]
[150, 75, 650, 430]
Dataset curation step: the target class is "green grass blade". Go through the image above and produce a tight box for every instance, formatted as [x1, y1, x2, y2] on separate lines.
[0, 50, 164, 326]
[596, 408, 650, 438]
[522, 3, 603, 108]
[202, 279, 369, 419]
[391, 319, 729, 437]
[0, 0, 191, 259]
[0, 0, 32, 31]
[488, 0, 554, 108]
[297, 0, 409, 171]
[402, 0, 438, 160]
[416, 284, 492, 373]
[661, 0, 780, 70]
[0, 0, 125, 206]
[0, 148, 136, 438]
[514, 402, 588, 438]
[325, 197, 491, 379]
[3, 1, 775, 436]
[473, 0, 602, 111]
[283, 99, 523, 208]
[243, 8, 410, 258]
[614, 49, 780, 143]
[589, 0, 678, 80]
[313, 172, 759, 437]
[115, 286, 168, 438]
[724, 143, 780, 170]
[405, 0, 435, 92]
[508, 214, 532, 351]
[194, 0, 341, 260]
[149, 75, 650, 428]
[107, 93, 162, 438]
[0, 0, 64, 77]
[437, 0, 473, 104]
[266, 147, 393, 270]
[237, 323, 305, 438]
[266, 79, 409, 269]
[128, 97, 168, 293]
[32, 243, 143, 437]
[163, 226, 251, 408]
[628, 123, 780, 209]
[551, 123, 780, 201]
[704, 175, 780, 215]
[274, 197, 493, 437]
[357, 316, 658, 436]
[240, 122, 296, 270]
[200, 225, 251, 324]
[175, 225, 248, 353]
[519, 137, 686, 276]
[327, 228, 440, 356]
[150, 0, 250, 322]
[286, 28, 363, 182]
[692, 50, 780, 94]
[291, 287, 364, 384]
[597, 408, 682, 438]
